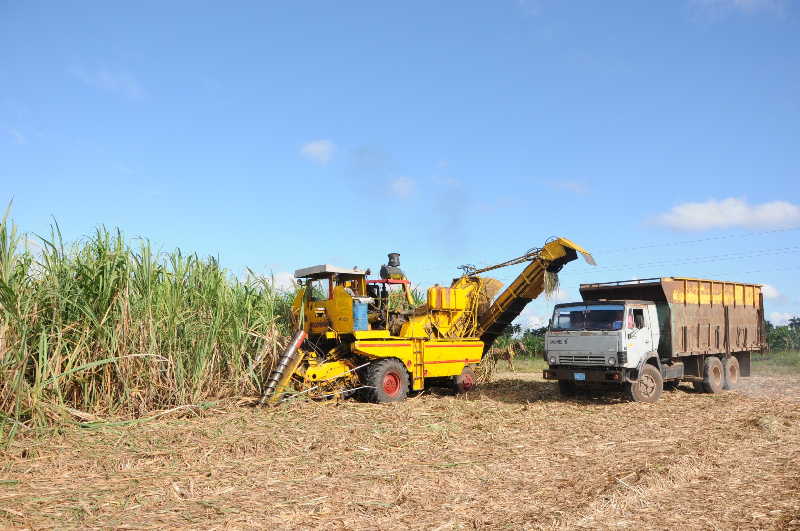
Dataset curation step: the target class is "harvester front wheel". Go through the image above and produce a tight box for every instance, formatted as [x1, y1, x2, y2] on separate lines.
[362, 359, 410, 403]
[453, 366, 477, 394]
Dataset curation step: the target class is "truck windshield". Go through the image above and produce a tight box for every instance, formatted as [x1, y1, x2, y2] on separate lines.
[551, 304, 625, 331]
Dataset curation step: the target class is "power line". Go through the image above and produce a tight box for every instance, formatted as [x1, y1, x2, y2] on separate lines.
[406, 228, 800, 278]
[595, 227, 800, 254]
[568, 246, 800, 272]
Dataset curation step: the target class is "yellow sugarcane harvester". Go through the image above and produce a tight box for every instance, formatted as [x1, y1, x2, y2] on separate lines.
[261, 237, 595, 403]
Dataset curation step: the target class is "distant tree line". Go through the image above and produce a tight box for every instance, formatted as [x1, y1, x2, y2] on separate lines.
[494, 323, 548, 357]
[766, 317, 800, 351]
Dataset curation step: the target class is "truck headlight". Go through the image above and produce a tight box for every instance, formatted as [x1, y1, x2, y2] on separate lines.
[607, 357, 616, 365]
[548, 356, 557, 365]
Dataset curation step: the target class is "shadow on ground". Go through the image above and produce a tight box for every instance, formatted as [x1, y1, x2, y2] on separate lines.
[475, 377, 633, 404]
[423, 375, 661, 405]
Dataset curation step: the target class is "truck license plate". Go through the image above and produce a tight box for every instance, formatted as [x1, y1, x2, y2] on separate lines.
[574, 372, 586, 381]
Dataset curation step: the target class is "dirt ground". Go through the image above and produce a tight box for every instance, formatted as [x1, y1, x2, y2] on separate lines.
[1, 369, 799, 530]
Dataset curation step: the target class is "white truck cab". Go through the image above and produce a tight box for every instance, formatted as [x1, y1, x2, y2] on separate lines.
[546, 300, 659, 371]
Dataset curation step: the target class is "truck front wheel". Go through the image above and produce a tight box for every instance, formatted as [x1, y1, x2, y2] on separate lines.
[628, 364, 663, 403]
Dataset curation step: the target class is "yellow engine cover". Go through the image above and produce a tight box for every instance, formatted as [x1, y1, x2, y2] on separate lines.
[427, 286, 468, 311]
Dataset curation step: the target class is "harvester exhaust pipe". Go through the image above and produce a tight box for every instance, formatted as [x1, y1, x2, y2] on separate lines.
[260, 330, 307, 405]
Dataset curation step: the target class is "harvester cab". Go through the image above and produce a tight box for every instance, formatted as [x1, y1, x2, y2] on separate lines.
[262, 237, 595, 404]
[291, 253, 416, 339]
[292, 264, 371, 337]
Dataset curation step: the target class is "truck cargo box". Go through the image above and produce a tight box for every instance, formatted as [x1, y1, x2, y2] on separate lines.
[579, 277, 764, 359]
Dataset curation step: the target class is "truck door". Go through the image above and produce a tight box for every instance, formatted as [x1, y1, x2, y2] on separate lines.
[626, 305, 654, 364]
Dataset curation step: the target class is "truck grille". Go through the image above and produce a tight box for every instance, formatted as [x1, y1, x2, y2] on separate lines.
[557, 354, 607, 366]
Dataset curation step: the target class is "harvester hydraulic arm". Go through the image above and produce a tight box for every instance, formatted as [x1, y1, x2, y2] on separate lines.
[476, 238, 594, 353]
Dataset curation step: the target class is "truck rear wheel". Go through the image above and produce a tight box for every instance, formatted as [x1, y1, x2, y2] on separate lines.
[702, 357, 724, 393]
[723, 356, 740, 390]
[628, 364, 663, 403]
[362, 359, 410, 403]
[453, 366, 477, 394]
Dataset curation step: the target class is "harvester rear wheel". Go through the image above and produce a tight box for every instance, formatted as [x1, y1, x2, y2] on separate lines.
[702, 356, 724, 393]
[722, 356, 740, 390]
[453, 366, 476, 394]
[362, 359, 410, 403]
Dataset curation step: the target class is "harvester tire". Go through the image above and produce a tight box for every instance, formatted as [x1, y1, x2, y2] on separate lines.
[362, 359, 410, 403]
[453, 366, 477, 394]
[722, 356, 740, 390]
[627, 364, 663, 403]
[701, 356, 724, 394]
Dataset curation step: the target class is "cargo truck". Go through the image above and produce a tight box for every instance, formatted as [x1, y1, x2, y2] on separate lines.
[542, 277, 765, 402]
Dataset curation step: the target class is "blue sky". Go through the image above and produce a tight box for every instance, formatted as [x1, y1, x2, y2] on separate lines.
[1, 0, 798, 327]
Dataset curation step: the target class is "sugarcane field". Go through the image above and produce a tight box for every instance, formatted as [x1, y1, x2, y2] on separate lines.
[3, 2, 800, 529]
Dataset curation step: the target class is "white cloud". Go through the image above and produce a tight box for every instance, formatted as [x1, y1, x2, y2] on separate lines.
[761, 284, 780, 299]
[300, 139, 335, 165]
[69, 65, 145, 100]
[270, 271, 297, 292]
[549, 180, 589, 195]
[692, 0, 784, 14]
[769, 312, 797, 326]
[515, 306, 549, 330]
[654, 198, 800, 231]
[552, 288, 573, 302]
[389, 177, 415, 198]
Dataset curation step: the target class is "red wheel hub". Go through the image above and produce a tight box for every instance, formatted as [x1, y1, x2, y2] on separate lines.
[383, 372, 401, 396]
[462, 373, 474, 390]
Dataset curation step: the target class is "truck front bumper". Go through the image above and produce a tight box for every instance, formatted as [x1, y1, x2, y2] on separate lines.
[543, 366, 626, 383]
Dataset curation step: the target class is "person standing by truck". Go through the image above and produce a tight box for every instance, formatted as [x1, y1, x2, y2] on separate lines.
[543, 278, 764, 402]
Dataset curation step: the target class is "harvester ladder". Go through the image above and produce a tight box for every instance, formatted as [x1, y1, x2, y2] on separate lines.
[412, 339, 425, 390]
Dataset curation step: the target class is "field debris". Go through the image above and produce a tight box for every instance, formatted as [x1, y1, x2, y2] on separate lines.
[1, 371, 798, 529]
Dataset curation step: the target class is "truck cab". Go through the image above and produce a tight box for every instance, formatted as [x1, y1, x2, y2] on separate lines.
[544, 300, 661, 390]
